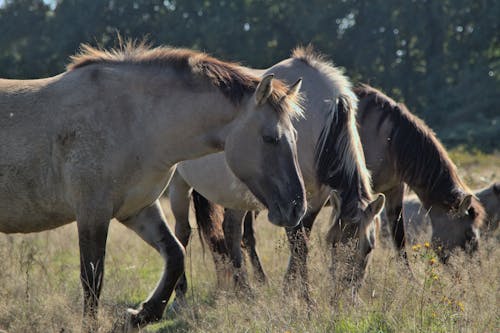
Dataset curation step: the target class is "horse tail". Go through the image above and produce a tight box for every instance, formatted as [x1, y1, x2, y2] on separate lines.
[191, 190, 229, 259]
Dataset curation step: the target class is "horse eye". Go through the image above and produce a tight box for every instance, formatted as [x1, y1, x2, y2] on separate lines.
[467, 207, 477, 218]
[262, 135, 280, 144]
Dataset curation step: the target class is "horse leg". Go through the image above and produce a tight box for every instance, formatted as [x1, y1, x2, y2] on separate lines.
[168, 171, 193, 309]
[385, 184, 414, 275]
[191, 191, 231, 288]
[284, 208, 321, 304]
[223, 209, 250, 291]
[76, 203, 112, 333]
[120, 200, 185, 331]
[242, 210, 267, 284]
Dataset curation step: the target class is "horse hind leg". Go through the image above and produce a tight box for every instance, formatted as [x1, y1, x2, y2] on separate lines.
[168, 172, 193, 310]
[191, 191, 232, 288]
[119, 200, 185, 332]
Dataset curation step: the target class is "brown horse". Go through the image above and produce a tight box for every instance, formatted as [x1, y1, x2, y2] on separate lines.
[193, 82, 486, 290]
[355, 85, 484, 261]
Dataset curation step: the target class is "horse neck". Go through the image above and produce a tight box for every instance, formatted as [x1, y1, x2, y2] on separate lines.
[395, 136, 465, 209]
[412, 178, 462, 210]
[317, 101, 373, 218]
[356, 96, 466, 209]
[158, 95, 239, 164]
[118, 70, 242, 165]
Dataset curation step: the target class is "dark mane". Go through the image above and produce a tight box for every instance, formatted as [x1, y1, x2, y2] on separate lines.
[354, 84, 484, 220]
[68, 41, 301, 116]
[314, 97, 374, 218]
[292, 46, 374, 218]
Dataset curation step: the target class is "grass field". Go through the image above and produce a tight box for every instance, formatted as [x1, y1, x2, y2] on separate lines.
[0, 149, 498, 333]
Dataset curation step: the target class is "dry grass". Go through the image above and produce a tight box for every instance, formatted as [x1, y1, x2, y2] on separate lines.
[0, 152, 498, 333]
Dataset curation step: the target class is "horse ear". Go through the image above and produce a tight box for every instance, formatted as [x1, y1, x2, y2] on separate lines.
[493, 182, 500, 196]
[458, 194, 473, 215]
[255, 74, 274, 105]
[365, 193, 385, 218]
[287, 78, 302, 97]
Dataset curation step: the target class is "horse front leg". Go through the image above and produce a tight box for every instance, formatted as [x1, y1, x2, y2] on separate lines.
[223, 209, 250, 291]
[241, 210, 267, 284]
[76, 204, 112, 333]
[384, 184, 415, 278]
[120, 200, 185, 332]
[284, 208, 321, 305]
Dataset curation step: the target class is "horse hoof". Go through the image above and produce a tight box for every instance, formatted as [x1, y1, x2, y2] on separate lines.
[168, 298, 188, 315]
[123, 309, 141, 333]
[124, 303, 163, 331]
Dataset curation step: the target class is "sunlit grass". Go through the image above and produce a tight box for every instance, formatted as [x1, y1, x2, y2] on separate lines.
[0, 152, 498, 332]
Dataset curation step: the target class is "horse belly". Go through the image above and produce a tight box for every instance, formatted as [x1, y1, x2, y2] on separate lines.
[0, 171, 74, 233]
[0, 197, 74, 234]
[114, 165, 177, 220]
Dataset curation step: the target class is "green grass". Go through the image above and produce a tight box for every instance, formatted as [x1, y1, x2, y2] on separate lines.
[448, 146, 499, 188]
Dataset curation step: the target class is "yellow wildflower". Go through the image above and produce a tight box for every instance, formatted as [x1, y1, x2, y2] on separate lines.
[412, 244, 422, 251]
[429, 258, 436, 265]
[424, 242, 431, 248]
[456, 301, 464, 312]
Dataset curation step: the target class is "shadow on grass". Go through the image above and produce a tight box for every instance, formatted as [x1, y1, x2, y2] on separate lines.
[141, 289, 220, 332]
[146, 318, 191, 333]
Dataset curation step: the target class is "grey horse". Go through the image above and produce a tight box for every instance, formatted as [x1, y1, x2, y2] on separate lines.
[0, 42, 306, 332]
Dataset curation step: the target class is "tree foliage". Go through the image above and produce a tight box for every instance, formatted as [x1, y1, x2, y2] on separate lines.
[1, 0, 498, 150]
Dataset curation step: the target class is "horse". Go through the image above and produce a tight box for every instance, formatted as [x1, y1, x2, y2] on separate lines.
[402, 182, 499, 243]
[476, 182, 500, 235]
[0, 41, 306, 332]
[168, 47, 385, 307]
[354, 85, 485, 261]
[233, 82, 486, 279]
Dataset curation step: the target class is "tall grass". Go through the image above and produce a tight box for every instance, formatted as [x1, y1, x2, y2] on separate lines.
[0, 153, 498, 333]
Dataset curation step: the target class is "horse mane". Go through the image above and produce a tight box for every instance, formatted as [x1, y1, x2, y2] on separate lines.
[292, 46, 374, 217]
[68, 40, 302, 118]
[354, 84, 484, 226]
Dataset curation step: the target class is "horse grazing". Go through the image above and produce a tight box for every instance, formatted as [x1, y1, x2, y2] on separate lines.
[355, 85, 485, 261]
[168, 47, 384, 306]
[236, 82, 486, 276]
[0, 41, 306, 332]
[476, 182, 500, 235]
[403, 182, 499, 243]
